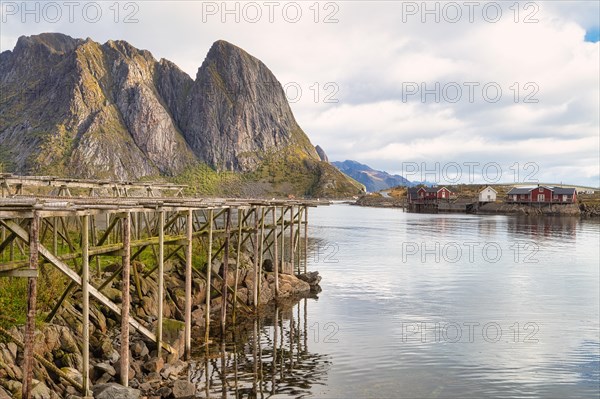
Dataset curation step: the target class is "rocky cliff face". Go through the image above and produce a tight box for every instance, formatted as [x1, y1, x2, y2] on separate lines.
[180, 40, 319, 172]
[0, 33, 196, 179]
[0, 33, 361, 197]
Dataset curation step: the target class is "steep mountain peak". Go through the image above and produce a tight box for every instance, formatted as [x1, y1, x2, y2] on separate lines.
[104, 39, 155, 62]
[181, 38, 318, 172]
[16, 32, 82, 54]
[197, 39, 264, 81]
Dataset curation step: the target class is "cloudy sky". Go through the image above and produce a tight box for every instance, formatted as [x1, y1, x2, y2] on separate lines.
[1, 1, 599, 186]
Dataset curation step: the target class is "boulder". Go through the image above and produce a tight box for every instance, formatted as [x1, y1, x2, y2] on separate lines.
[161, 360, 186, 380]
[60, 367, 83, 385]
[60, 352, 83, 370]
[0, 387, 11, 399]
[92, 383, 141, 399]
[3, 379, 21, 396]
[7, 343, 17, 360]
[191, 307, 205, 327]
[143, 357, 164, 374]
[171, 380, 196, 398]
[132, 341, 149, 359]
[102, 287, 123, 303]
[94, 362, 116, 377]
[141, 296, 158, 318]
[30, 380, 52, 399]
[297, 271, 322, 288]
[262, 259, 274, 272]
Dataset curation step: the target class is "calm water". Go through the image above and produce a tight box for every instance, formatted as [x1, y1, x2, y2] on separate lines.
[195, 204, 600, 398]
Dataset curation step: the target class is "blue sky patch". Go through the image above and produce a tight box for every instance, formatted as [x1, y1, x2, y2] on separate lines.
[585, 27, 600, 43]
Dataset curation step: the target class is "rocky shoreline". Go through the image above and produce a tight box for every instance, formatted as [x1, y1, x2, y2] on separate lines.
[477, 202, 594, 216]
[352, 195, 406, 208]
[352, 196, 599, 217]
[0, 252, 321, 399]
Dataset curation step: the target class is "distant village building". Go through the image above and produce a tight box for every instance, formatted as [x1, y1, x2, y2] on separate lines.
[507, 186, 577, 204]
[479, 186, 497, 202]
[407, 186, 453, 203]
[577, 188, 595, 194]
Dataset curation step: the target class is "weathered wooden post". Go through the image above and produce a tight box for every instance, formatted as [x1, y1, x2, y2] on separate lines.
[304, 207, 308, 274]
[185, 209, 193, 359]
[258, 206, 265, 302]
[205, 209, 213, 344]
[22, 211, 39, 399]
[252, 209, 259, 307]
[290, 205, 295, 275]
[157, 210, 165, 357]
[272, 207, 279, 296]
[280, 206, 285, 274]
[53, 217, 58, 254]
[233, 208, 243, 323]
[81, 214, 91, 398]
[220, 208, 231, 332]
[120, 212, 131, 387]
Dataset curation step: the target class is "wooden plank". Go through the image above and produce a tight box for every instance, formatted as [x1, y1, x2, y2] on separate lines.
[0, 269, 38, 278]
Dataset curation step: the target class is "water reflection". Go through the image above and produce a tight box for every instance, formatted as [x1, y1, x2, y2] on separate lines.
[190, 299, 331, 398]
[506, 215, 579, 240]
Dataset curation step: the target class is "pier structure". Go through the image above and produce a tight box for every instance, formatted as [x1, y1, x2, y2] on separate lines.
[0, 174, 187, 198]
[0, 176, 318, 399]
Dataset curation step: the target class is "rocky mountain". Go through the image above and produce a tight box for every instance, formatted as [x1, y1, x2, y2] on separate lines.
[315, 145, 329, 162]
[0, 33, 362, 197]
[332, 160, 413, 192]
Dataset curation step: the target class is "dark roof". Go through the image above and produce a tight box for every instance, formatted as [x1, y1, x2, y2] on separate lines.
[507, 186, 576, 195]
[553, 187, 576, 195]
[507, 187, 532, 195]
[407, 187, 420, 194]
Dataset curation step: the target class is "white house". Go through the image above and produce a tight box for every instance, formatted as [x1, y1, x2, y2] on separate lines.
[479, 186, 497, 202]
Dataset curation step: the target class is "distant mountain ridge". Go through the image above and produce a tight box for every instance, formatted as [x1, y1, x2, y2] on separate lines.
[0, 33, 363, 197]
[332, 160, 413, 192]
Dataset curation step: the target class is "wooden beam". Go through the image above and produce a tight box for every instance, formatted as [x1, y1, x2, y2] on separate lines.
[184, 210, 193, 359]
[205, 209, 213, 344]
[290, 205, 295, 275]
[304, 207, 308, 274]
[273, 207, 279, 296]
[220, 209, 231, 332]
[81, 215, 91, 397]
[157, 211, 165, 357]
[22, 212, 39, 399]
[120, 213, 131, 387]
